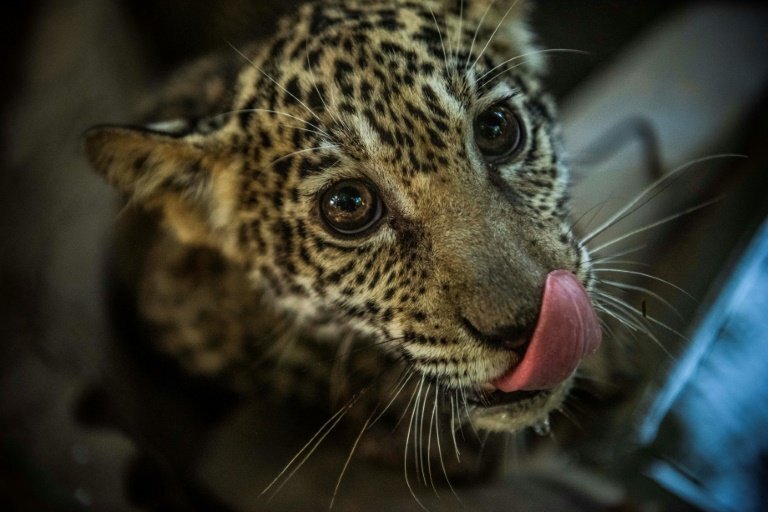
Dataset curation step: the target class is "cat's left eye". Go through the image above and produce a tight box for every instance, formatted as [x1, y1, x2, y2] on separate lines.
[473, 103, 524, 163]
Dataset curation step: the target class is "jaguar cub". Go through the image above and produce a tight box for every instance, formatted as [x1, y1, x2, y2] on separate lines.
[86, 0, 602, 482]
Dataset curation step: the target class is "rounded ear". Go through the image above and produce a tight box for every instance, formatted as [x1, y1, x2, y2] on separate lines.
[84, 125, 240, 248]
[85, 126, 211, 201]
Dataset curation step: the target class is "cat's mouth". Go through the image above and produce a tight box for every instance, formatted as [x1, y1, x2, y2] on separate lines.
[467, 385, 560, 432]
[468, 387, 546, 408]
[467, 270, 602, 429]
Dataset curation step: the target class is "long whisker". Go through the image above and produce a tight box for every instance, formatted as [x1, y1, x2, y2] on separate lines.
[597, 278, 684, 321]
[581, 154, 744, 245]
[454, 0, 465, 63]
[417, 381, 432, 486]
[594, 292, 651, 334]
[428, 6, 451, 78]
[228, 41, 323, 125]
[426, 383, 438, 496]
[594, 291, 673, 356]
[572, 199, 611, 234]
[477, 48, 588, 84]
[368, 370, 414, 428]
[329, 415, 372, 510]
[264, 145, 337, 171]
[304, 38, 342, 130]
[470, 0, 520, 72]
[589, 245, 647, 264]
[464, 0, 497, 71]
[434, 386, 462, 503]
[262, 388, 368, 498]
[330, 333, 355, 407]
[449, 393, 461, 460]
[591, 259, 648, 268]
[459, 387, 479, 440]
[601, 290, 689, 344]
[404, 376, 428, 511]
[212, 107, 330, 138]
[413, 377, 427, 485]
[594, 299, 649, 343]
[595, 302, 643, 337]
[589, 196, 724, 255]
[482, 50, 588, 87]
[395, 372, 423, 430]
[591, 268, 695, 300]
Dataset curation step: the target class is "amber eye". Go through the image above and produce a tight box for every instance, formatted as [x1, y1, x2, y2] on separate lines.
[320, 179, 383, 235]
[473, 104, 523, 162]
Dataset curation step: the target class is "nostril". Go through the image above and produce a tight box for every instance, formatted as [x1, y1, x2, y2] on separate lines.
[462, 317, 532, 350]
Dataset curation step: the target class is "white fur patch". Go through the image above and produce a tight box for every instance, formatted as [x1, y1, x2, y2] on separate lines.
[146, 119, 190, 134]
[353, 115, 381, 154]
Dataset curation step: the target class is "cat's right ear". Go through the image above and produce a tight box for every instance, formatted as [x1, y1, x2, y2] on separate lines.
[85, 125, 213, 202]
[84, 124, 241, 248]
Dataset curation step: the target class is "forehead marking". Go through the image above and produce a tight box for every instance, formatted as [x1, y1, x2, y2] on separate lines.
[352, 114, 381, 154]
[426, 75, 464, 118]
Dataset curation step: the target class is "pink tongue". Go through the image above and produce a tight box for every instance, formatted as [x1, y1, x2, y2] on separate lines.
[492, 270, 602, 393]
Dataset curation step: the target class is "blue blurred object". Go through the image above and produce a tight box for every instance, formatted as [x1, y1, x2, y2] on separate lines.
[639, 216, 768, 512]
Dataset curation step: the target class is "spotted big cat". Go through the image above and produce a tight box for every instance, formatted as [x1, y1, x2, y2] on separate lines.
[85, 0, 622, 499]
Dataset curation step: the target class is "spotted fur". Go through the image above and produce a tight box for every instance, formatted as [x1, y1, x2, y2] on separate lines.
[86, 0, 599, 478]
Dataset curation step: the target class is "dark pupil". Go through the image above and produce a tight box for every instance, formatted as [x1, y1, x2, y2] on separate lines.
[329, 186, 364, 213]
[475, 105, 520, 158]
[478, 109, 508, 142]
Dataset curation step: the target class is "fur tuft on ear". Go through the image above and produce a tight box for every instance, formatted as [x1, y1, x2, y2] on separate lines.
[84, 125, 239, 249]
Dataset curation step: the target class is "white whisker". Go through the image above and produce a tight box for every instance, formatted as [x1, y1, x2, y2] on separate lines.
[329, 415, 372, 510]
[597, 278, 684, 321]
[418, 381, 432, 486]
[428, 6, 451, 78]
[426, 383, 438, 496]
[449, 393, 461, 460]
[228, 41, 324, 124]
[477, 48, 587, 84]
[464, 0, 497, 71]
[435, 387, 461, 503]
[368, 371, 414, 428]
[591, 268, 695, 300]
[404, 375, 427, 511]
[470, 1, 520, 72]
[454, 0, 465, 63]
[581, 154, 744, 245]
[589, 245, 647, 264]
[263, 389, 367, 498]
[589, 196, 724, 255]
[265, 145, 337, 171]
[594, 291, 671, 355]
[213, 107, 330, 138]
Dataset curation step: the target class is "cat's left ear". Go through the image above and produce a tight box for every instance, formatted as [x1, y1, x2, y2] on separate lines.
[84, 123, 240, 249]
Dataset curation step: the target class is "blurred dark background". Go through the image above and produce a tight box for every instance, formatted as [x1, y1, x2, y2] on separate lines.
[2, 1, 767, 511]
